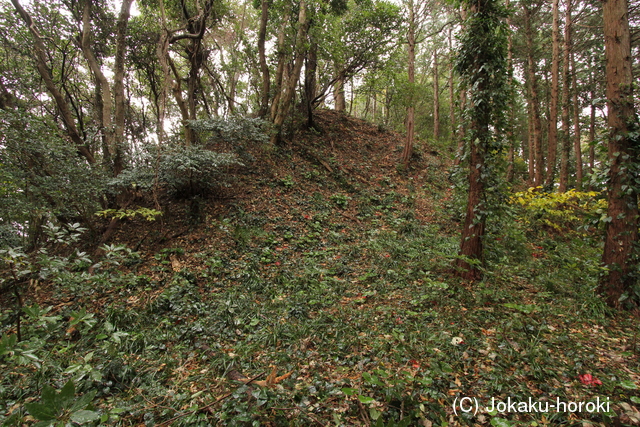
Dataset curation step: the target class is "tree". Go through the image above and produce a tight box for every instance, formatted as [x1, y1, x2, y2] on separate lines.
[599, 0, 639, 308]
[521, 0, 544, 186]
[9, 0, 96, 165]
[546, 0, 560, 188]
[454, 0, 508, 280]
[78, 0, 133, 175]
[401, 0, 417, 167]
[270, 0, 309, 144]
[256, 0, 270, 118]
[558, 0, 572, 192]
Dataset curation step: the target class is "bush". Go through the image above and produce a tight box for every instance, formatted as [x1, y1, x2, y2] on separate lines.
[188, 116, 269, 162]
[159, 147, 243, 198]
[0, 110, 107, 247]
[512, 187, 607, 234]
[108, 116, 268, 199]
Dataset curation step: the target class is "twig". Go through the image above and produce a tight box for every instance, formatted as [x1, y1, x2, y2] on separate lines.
[156, 371, 266, 427]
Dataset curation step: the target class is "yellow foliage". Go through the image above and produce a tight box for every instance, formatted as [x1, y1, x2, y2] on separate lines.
[512, 187, 607, 232]
[95, 208, 163, 221]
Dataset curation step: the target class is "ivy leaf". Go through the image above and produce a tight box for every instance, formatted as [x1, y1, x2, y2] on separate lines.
[358, 395, 376, 404]
[620, 380, 637, 390]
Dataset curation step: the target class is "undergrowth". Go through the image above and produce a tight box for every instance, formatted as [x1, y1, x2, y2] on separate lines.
[1, 147, 639, 426]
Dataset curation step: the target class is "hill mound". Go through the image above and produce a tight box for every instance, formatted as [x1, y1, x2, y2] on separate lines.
[107, 109, 451, 264]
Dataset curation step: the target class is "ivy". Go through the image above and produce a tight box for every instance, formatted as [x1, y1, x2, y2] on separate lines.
[453, 0, 510, 232]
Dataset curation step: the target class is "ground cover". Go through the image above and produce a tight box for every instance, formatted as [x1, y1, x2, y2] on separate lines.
[1, 111, 639, 426]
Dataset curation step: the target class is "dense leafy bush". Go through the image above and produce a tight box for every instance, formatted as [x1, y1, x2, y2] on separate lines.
[0, 110, 106, 247]
[189, 116, 269, 162]
[108, 116, 268, 199]
[159, 147, 243, 198]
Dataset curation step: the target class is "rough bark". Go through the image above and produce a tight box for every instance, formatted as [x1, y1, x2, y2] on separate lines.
[304, 40, 318, 129]
[527, 98, 535, 185]
[505, 0, 515, 183]
[401, 0, 416, 167]
[559, 1, 572, 193]
[448, 27, 455, 142]
[589, 82, 596, 184]
[433, 50, 440, 142]
[546, 0, 561, 187]
[333, 70, 346, 112]
[270, 13, 290, 121]
[523, 3, 544, 186]
[257, 0, 270, 118]
[599, 0, 638, 308]
[571, 51, 583, 190]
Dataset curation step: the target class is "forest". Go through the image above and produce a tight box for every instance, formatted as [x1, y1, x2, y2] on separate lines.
[0, 0, 639, 425]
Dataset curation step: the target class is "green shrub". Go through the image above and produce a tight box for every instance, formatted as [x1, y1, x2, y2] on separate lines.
[159, 147, 243, 198]
[188, 116, 269, 162]
[0, 110, 106, 247]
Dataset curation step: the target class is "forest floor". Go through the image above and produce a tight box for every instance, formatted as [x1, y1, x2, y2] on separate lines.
[2, 110, 640, 426]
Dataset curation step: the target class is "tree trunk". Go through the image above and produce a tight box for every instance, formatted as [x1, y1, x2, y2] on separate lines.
[112, 0, 133, 175]
[546, 0, 561, 188]
[448, 27, 455, 141]
[304, 40, 318, 129]
[599, 0, 638, 308]
[81, 27, 132, 173]
[453, 89, 467, 167]
[81, 0, 115, 167]
[257, 0, 270, 118]
[523, 3, 544, 186]
[433, 50, 440, 142]
[558, 0, 571, 193]
[270, 13, 290, 121]
[571, 51, 583, 190]
[401, 0, 416, 167]
[271, 0, 309, 144]
[168, 56, 195, 146]
[454, 0, 506, 281]
[505, 0, 515, 183]
[588, 68, 596, 188]
[527, 99, 535, 185]
[168, 0, 215, 146]
[333, 70, 346, 112]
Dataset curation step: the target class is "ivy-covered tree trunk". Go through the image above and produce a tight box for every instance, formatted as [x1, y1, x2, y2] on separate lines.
[454, 0, 508, 281]
[599, 0, 639, 308]
[546, 0, 560, 188]
[505, 0, 515, 183]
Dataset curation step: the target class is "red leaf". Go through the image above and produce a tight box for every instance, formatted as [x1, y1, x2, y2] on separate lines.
[578, 374, 602, 386]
